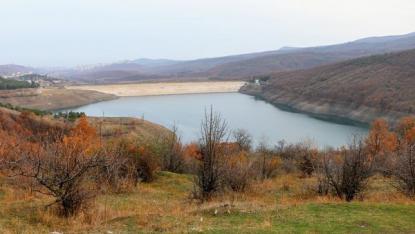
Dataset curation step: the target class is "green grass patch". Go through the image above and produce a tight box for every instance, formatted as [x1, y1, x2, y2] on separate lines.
[201, 203, 415, 233]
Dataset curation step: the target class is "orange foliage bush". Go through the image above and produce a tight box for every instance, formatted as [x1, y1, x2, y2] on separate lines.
[366, 119, 397, 157]
[223, 151, 253, 192]
[0, 113, 104, 217]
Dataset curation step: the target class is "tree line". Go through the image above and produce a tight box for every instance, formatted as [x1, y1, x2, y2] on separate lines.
[0, 76, 39, 90]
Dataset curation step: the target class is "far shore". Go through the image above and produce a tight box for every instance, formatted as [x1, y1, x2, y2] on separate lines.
[66, 81, 246, 97]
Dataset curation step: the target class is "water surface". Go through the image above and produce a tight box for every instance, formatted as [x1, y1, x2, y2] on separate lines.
[66, 93, 368, 148]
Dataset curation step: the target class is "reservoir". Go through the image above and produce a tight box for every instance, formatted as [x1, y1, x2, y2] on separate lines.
[66, 92, 368, 148]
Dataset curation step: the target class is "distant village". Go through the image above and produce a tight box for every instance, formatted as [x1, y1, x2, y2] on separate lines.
[3, 72, 66, 87]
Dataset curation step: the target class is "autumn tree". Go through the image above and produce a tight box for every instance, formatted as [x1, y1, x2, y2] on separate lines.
[365, 119, 397, 172]
[366, 119, 397, 156]
[4, 116, 105, 217]
[396, 117, 415, 146]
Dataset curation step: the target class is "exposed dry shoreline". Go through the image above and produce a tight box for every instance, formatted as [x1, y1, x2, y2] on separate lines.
[240, 84, 412, 126]
[67, 81, 245, 97]
[0, 81, 245, 111]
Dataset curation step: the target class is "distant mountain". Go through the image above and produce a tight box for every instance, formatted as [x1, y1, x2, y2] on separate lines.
[4, 32, 415, 83]
[352, 32, 415, 43]
[66, 32, 415, 83]
[241, 48, 415, 124]
[131, 58, 180, 67]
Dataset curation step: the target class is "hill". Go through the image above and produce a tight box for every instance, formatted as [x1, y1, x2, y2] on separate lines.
[0, 88, 116, 111]
[0, 64, 35, 77]
[3, 32, 415, 84]
[51, 32, 415, 83]
[241, 49, 415, 124]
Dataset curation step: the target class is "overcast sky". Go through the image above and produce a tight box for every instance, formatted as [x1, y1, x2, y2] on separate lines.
[1, 0, 414, 67]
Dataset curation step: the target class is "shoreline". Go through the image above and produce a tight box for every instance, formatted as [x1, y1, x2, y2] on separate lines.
[66, 81, 245, 97]
[240, 83, 411, 126]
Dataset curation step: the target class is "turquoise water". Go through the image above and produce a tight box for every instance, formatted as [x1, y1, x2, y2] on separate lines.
[66, 93, 368, 148]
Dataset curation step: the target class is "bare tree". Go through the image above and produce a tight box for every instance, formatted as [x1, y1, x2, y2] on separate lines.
[194, 108, 228, 200]
[233, 129, 253, 152]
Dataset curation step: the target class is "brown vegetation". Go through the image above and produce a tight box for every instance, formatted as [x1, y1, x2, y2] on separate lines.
[241, 49, 415, 124]
[2, 106, 415, 232]
[0, 88, 115, 111]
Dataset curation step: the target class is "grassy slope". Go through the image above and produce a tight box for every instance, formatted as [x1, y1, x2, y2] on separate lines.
[88, 116, 170, 141]
[0, 88, 116, 111]
[1, 172, 414, 233]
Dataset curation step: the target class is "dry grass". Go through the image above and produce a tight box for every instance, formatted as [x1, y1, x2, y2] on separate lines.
[87, 116, 170, 142]
[1, 172, 415, 233]
[0, 88, 115, 111]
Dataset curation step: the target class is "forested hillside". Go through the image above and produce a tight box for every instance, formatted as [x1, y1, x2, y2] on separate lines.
[241, 49, 415, 124]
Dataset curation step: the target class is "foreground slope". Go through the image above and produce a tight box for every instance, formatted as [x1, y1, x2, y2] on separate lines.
[1, 171, 415, 233]
[241, 49, 415, 124]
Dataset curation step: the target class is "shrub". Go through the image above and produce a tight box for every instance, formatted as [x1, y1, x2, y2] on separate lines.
[319, 139, 373, 201]
[223, 151, 253, 192]
[136, 146, 159, 183]
[365, 119, 397, 173]
[298, 148, 319, 178]
[389, 117, 415, 197]
[54, 111, 86, 122]
[98, 139, 139, 193]
[390, 143, 415, 197]
[232, 129, 253, 152]
[2, 116, 105, 217]
[161, 125, 185, 173]
[254, 142, 281, 180]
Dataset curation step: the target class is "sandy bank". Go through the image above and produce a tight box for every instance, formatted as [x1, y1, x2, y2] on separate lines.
[67, 81, 245, 97]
